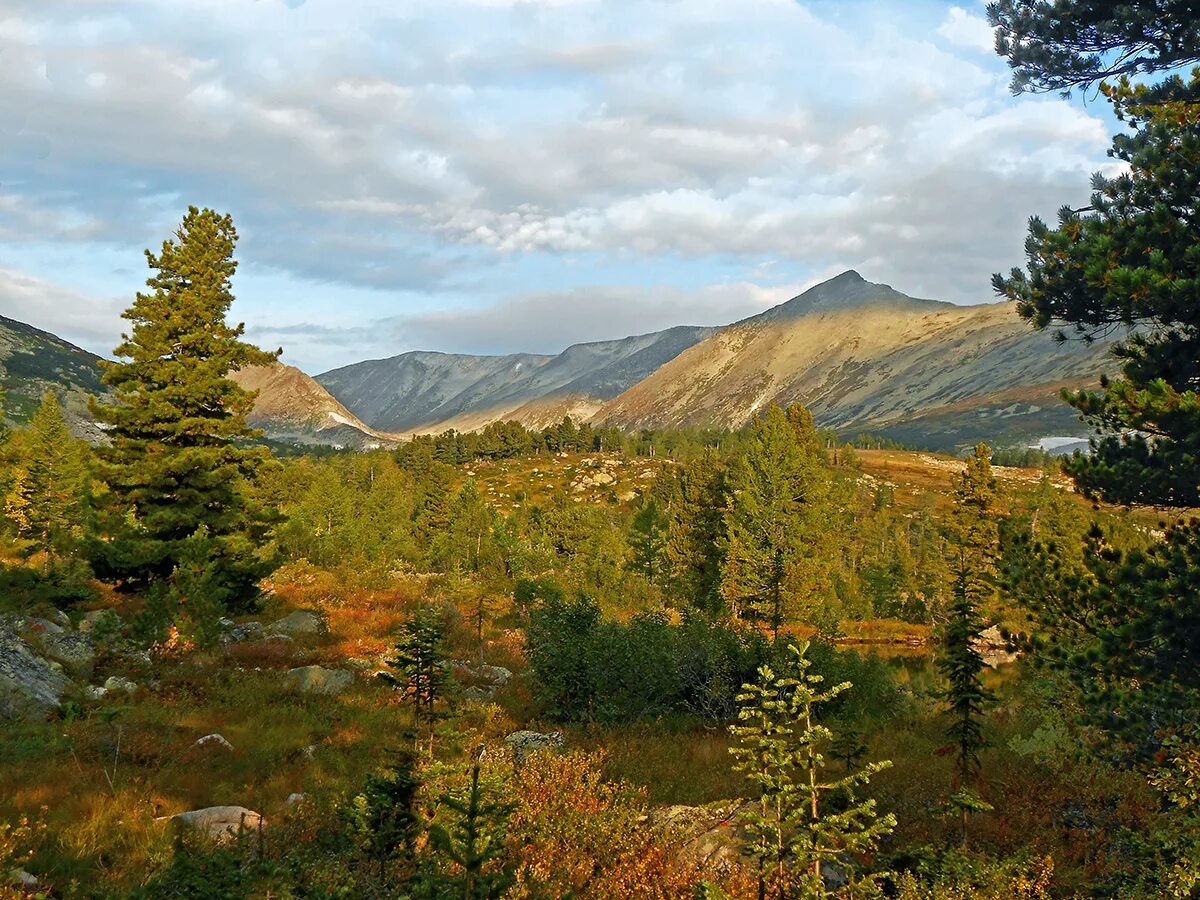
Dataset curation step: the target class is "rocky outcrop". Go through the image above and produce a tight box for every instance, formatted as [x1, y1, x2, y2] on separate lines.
[36, 631, 96, 678]
[268, 610, 328, 639]
[0, 627, 70, 721]
[161, 806, 264, 842]
[284, 665, 353, 696]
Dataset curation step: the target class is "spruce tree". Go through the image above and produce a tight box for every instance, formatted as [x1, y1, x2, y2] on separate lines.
[937, 444, 999, 845]
[665, 447, 727, 613]
[428, 755, 516, 899]
[721, 404, 824, 638]
[629, 497, 669, 584]
[380, 607, 449, 755]
[89, 207, 279, 610]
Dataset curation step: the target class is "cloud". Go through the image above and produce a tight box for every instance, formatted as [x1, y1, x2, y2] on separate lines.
[938, 6, 996, 53]
[0, 0, 1115, 369]
[0, 266, 124, 353]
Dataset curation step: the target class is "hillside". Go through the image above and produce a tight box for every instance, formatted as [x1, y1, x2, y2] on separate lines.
[316, 325, 714, 433]
[593, 271, 1112, 450]
[0, 315, 107, 441]
[231, 364, 400, 449]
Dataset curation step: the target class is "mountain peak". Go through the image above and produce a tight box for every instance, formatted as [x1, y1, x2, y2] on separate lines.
[753, 270, 946, 322]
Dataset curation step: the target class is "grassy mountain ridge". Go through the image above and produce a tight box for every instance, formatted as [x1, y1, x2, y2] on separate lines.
[592, 272, 1112, 450]
[315, 325, 716, 433]
[0, 315, 107, 440]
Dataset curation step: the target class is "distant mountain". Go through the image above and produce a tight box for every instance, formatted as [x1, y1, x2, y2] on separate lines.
[594, 271, 1113, 451]
[0, 315, 107, 441]
[231, 364, 399, 449]
[316, 325, 715, 433]
[0, 315, 385, 450]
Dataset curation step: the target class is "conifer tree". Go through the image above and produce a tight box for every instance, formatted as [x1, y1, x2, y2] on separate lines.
[992, 0, 1200, 798]
[937, 444, 999, 844]
[381, 607, 449, 755]
[730, 642, 895, 899]
[665, 448, 727, 613]
[721, 404, 825, 638]
[89, 207, 279, 610]
[429, 755, 516, 899]
[629, 497, 669, 584]
[5, 392, 88, 558]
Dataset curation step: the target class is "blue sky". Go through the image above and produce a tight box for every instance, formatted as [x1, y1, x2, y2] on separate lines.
[0, 0, 1120, 373]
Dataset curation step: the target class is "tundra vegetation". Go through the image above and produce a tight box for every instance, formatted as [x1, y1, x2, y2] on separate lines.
[2, 3, 1200, 896]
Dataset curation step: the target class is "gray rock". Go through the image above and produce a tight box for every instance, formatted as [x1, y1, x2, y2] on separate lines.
[162, 806, 264, 842]
[285, 792, 307, 807]
[220, 621, 264, 648]
[103, 676, 138, 695]
[284, 665, 353, 696]
[462, 686, 494, 702]
[268, 610, 328, 639]
[8, 869, 39, 889]
[196, 733, 235, 751]
[24, 617, 64, 636]
[504, 730, 564, 765]
[37, 631, 96, 678]
[0, 628, 70, 720]
[50, 609, 71, 629]
[86, 685, 108, 700]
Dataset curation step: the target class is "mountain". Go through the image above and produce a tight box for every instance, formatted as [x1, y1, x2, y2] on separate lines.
[0, 315, 385, 450]
[231, 364, 399, 449]
[0, 315, 107, 441]
[593, 271, 1113, 451]
[316, 325, 715, 433]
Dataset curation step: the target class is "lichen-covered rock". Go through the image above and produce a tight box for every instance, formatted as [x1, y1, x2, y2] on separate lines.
[103, 676, 138, 695]
[284, 665, 353, 695]
[36, 631, 96, 678]
[162, 806, 264, 841]
[504, 730, 564, 765]
[0, 628, 70, 720]
[267, 610, 328, 639]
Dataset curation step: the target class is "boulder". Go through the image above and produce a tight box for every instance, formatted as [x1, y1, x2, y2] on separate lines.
[268, 610, 328, 639]
[103, 676, 138, 695]
[162, 806, 264, 841]
[285, 792, 307, 807]
[36, 631, 96, 679]
[504, 730, 564, 765]
[478, 664, 512, 686]
[284, 665, 353, 696]
[651, 802, 749, 872]
[0, 628, 70, 720]
[8, 869, 39, 890]
[973, 625, 1019, 667]
[593, 471, 616, 485]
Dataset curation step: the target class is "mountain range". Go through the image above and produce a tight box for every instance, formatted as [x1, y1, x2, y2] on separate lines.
[2, 271, 1115, 451]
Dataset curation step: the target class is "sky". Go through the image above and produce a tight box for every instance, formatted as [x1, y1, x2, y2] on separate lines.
[0, 0, 1121, 374]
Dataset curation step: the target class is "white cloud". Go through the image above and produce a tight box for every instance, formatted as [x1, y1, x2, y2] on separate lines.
[937, 6, 996, 53]
[0, 266, 123, 353]
[0, 0, 1114, 366]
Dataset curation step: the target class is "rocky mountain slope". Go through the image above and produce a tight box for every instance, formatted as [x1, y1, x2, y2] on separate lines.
[592, 271, 1113, 450]
[230, 364, 399, 449]
[316, 325, 715, 433]
[0, 315, 108, 440]
[0, 315, 385, 449]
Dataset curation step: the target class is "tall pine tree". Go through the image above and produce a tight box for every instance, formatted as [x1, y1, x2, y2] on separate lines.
[89, 207, 279, 610]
